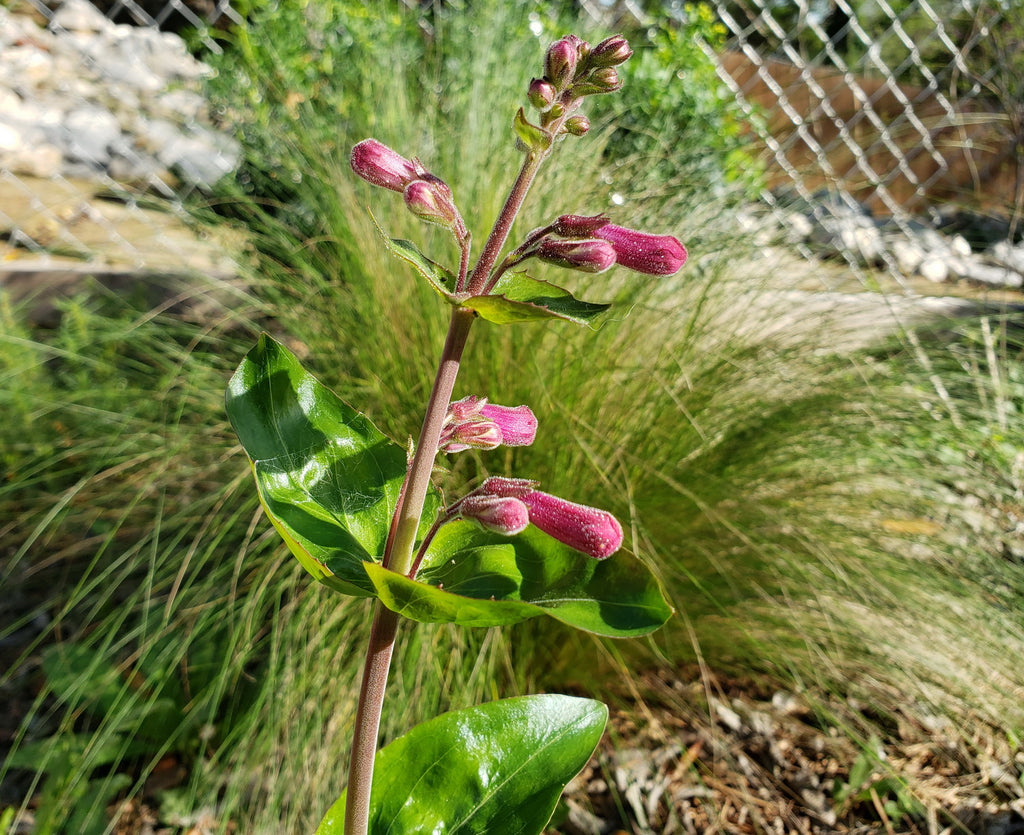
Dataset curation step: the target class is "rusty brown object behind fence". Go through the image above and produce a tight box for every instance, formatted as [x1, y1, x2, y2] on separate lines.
[717, 50, 1018, 218]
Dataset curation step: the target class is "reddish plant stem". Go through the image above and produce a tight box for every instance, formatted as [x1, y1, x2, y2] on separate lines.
[465, 151, 545, 296]
[343, 305, 474, 835]
[345, 135, 559, 835]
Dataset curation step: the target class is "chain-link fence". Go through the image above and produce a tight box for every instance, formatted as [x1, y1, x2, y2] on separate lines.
[3, 0, 1022, 292]
[0, 0, 242, 290]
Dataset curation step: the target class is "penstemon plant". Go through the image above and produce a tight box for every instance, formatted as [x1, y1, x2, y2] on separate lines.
[226, 32, 682, 835]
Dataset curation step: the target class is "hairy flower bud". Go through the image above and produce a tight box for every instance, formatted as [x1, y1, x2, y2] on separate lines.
[521, 491, 623, 559]
[404, 177, 459, 229]
[458, 495, 531, 536]
[563, 115, 590, 136]
[468, 477, 623, 558]
[477, 476, 538, 499]
[350, 138, 418, 192]
[594, 224, 687, 275]
[440, 399, 537, 453]
[588, 67, 621, 91]
[527, 78, 557, 111]
[551, 213, 610, 238]
[589, 35, 632, 68]
[479, 404, 538, 447]
[544, 36, 580, 88]
[536, 238, 616, 273]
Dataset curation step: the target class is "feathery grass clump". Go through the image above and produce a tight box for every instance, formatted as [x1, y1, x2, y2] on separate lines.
[2, 1, 1023, 831]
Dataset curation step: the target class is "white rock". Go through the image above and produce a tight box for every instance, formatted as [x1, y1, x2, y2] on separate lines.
[893, 237, 925, 274]
[990, 240, 1024, 275]
[918, 257, 949, 283]
[49, 0, 111, 34]
[12, 144, 63, 177]
[950, 233, 972, 258]
[63, 106, 122, 166]
[0, 120, 22, 152]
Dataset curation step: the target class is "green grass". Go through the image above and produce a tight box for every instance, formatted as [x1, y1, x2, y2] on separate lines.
[3, 1, 1024, 831]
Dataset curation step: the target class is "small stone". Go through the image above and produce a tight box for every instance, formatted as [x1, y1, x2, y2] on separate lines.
[918, 257, 949, 283]
[49, 0, 110, 34]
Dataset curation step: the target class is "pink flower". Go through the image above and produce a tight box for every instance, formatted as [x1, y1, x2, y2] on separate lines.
[593, 224, 687, 276]
[589, 35, 632, 68]
[536, 238, 616, 273]
[519, 490, 623, 559]
[350, 138, 419, 192]
[439, 398, 537, 453]
[545, 36, 583, 88]
[479, 403, 538, 446]
[551, 214, 611, 238]
[457, 495, 530, 536]
[467, 477, 623, 559]
[403, 176, 460, 230]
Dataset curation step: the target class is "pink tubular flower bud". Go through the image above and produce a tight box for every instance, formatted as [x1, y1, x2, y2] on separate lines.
[404, 176, 459, 229]
[477, 476, 538, 499]
[544, 36, 580, 88]
[594, 224, 688, 275]
[536, 238, 617, 273]
[589, 35, 632, 68]
[521, 491, 623, 559]
[563, 116, 590, 136]
[458, 495, 531, 536]
[350, 138, 418, 192]
[441, 421, 504, 454]
[552, 213, 611, 238]
[528, 78, 557, 111]
[439, 399, 538, 453]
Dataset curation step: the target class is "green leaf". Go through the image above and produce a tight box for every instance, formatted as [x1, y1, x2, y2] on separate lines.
[316, 694, 607, 835]
[462, 271, 610, 326]
[225, 334, 439, 596]
[370, 212, 459, 300]
[366, 521, 673, 637]
[513, 106, 553, 153]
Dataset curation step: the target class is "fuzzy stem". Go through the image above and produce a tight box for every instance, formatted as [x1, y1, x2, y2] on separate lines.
[343, 305, 475, 835]
[465, 150, 546, 296]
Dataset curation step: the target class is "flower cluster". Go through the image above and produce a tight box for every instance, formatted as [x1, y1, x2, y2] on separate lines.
[350, 138, 468, 242]
[453, 476, 623, 560]
[438, 396, 537, 453]
[432, 401, 622, 561]
[526, 34, 633, 138]
[512, 213, 687, 278]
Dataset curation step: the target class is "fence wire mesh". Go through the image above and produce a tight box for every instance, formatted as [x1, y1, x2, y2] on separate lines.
[2, 0, 1020, 290]
[0, 0, 240, 278]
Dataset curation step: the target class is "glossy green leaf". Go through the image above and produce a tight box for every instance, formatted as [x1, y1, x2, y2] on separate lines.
[316, 694, 607, 835]
[371, 212, 459, 300]
[225, 334, 439, 596]
[462, 271, 610, 325]
[512, 106, 552, 153]
[366, 520, 673, 636]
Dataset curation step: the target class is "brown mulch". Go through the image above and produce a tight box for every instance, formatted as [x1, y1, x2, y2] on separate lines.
[553, 668, 1024, 835]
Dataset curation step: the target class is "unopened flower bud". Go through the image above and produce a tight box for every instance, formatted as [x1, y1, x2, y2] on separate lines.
[440, 399, 537, 453]
[458, 495, 530, 536]
[589, 35, 632, 67]
[528, 78, 557, 110]
[563, 115, 590, 136]
[440, 421, 504, 454]
[552, 214, 610, 238]
[350, 138, 418, 192]
[594, 223, 687, 275]
[521, 491, 623, 559]
[536, 238, 616, 273]
[479, 403, 537, 447]
[588, 67, 621, 91]
[544, 36, 579, 88]
[404, 177, 459, 229]
[477, 476, 538, 499]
